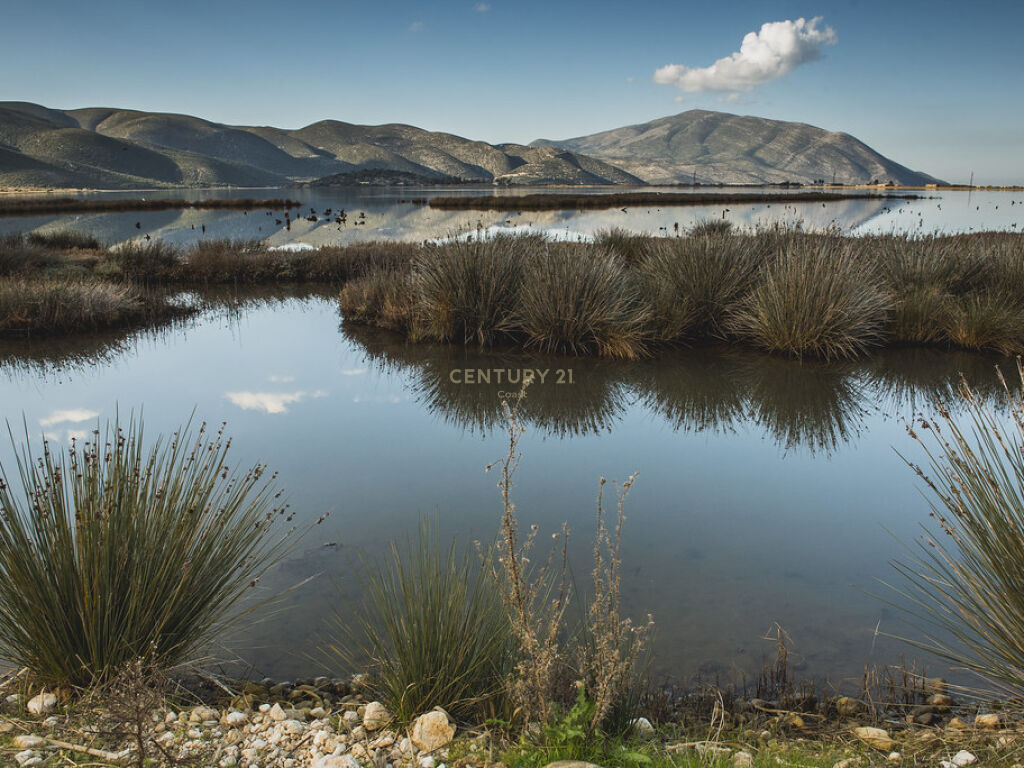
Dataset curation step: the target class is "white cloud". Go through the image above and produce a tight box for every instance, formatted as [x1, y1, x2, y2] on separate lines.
[340, 368, 368, 376]
[268, 374, 295, 383]
[408, 20, 424, 32]
[474, 2, 490, 11]
[653, 17, 836, 97]
[39, 408, 99, 428]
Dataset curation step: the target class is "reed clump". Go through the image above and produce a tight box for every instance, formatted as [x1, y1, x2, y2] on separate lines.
[412, 238, 525, 344]
[0, 417, 297, 687]
[518, 244, 648, 358]
[0, 279, 148, 335]
[728, 236, 893, 360]
[329, 518, 514, 723]
[889, 362, 1024, 698]
[636, 234, 758, 342]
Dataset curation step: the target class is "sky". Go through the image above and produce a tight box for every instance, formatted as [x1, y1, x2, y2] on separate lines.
[2, 0, 1022, 184]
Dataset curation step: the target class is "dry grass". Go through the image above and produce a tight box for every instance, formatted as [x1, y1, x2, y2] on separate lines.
[728, 236, 893, 360]
[0, 279, 148, 335]
[518, 244, 648, 359]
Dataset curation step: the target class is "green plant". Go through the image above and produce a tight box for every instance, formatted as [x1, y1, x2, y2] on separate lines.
[331, 518, 514, 723]
[0, 416, 299, 687]
[887, 361, 1024, 697]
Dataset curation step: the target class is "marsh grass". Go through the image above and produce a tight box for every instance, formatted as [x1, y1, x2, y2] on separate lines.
[593, 227, 651, 266]
[329, 518, 514, 723]
[413, 238, 525, 344]
[518, 244, 648, 358]
[338, 266, 416, 333]
[0, 279, 149, 335]
[638, 235, 758, 342]
[886, 361, 1024, 698]
[26, 230, 102, 250]
[729, 237, 892, 360]
[0, 417, 299, 687]
[945, 292, 1024, 355]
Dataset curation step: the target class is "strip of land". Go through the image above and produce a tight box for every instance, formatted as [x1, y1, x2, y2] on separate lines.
[0, 197, 301, 216]
[426, 191, 921, 211]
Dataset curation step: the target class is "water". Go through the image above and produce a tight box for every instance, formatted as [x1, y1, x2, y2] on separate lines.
[0, 291, 1011, 685]
[1, 186, 1022, 246]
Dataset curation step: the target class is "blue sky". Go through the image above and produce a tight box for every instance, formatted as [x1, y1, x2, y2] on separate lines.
[2, 0, 1022, 183]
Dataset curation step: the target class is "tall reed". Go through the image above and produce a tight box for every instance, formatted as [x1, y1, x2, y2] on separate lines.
[329, 518, 514, 722]
[888, 362, 1024, 697]
[729, 236, 892, 360]
[518, 245, 648, 359]
[0, 417, 297, 687]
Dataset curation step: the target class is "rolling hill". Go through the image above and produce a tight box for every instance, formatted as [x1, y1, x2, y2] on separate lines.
[532, 110, 942, 186]
[0, 102, 940, 189]
[0, 102, 642, 189]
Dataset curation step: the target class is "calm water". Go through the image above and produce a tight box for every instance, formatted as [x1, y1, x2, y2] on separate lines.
[1, 186, 1023, 245]
[0, 291, 1011, 686]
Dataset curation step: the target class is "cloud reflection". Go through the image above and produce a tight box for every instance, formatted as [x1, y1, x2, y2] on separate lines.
[225, 389, 326, 414]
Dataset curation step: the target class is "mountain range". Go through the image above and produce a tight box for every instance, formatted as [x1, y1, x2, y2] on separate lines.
[0, 101, 940, 189]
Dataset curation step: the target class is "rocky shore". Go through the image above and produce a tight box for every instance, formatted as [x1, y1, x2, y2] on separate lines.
[2, 674, 1022, 768]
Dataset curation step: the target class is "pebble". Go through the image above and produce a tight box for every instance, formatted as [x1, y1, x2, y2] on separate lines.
[363, 700, 392, 731]
[630, 716, 655, 735]
[14, 751, 44, 767]
[12, 736, 46, 749]
[953, 751, 978, 767]
[733, 750, 754, 768]
[975, 712, 1002, 729]
[853, 726, 896, 751]
[225, 711, 248, 727]
[26, 692, 57, 715]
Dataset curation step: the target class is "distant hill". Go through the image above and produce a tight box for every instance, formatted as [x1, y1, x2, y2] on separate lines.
[532, 109, 943, 186]
[0, 102, 642, 189]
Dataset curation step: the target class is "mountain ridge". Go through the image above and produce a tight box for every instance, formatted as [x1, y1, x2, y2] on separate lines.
[531, 109, 943, 186]
[0, 102, 940, 189]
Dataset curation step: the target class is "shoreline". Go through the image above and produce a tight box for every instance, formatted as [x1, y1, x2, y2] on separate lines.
[2, 670, 1020, 768]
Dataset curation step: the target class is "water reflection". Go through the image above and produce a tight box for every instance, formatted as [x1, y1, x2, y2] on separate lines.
[341, 322, 1009, 453]
[2, 187, 1022, 246]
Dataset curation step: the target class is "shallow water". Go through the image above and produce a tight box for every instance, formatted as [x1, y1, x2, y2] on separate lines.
[1, 186, 1021, 246]
[0, 292, 1010, 686]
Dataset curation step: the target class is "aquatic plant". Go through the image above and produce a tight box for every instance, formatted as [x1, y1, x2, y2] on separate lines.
[412, 237, 526, 344]
[0, 417, 298, 687]
[637, 235, 757, 342]
[728, 236, 892, 360]
[518, 244, 648, 358]
[329, 518, 514, 723]
[0, 279, 147, 335]
[888, 362, 1024, 697]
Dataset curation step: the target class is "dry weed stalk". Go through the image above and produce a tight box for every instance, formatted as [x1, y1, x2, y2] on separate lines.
[585, 475, 652, 731]
[487, 390, 569, 725]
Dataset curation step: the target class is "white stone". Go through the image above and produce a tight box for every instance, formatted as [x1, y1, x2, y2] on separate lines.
[853, 726, 896, 751]
[952, 751, 977, 767]
[420, 756, 437, 768]
[225, 711, 248, 727]
[363, 701, 392, 731]
[733, 751, 754, 768]
[269, 703, 288, 722]
[190, 706, 219, 722]
[886, 752, 901, 763]
[12, 736, 46, 749]
[14, 751, 43, 767]
[410, 710, 456, 752]
[26, 693, 57, 715]
[281, 719, 306, 735]
[630, 716, 655, 736]
[312, 756, 361, 768]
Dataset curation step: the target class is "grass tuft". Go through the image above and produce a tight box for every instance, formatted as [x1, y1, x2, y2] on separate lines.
[0, 416, 295, 687]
